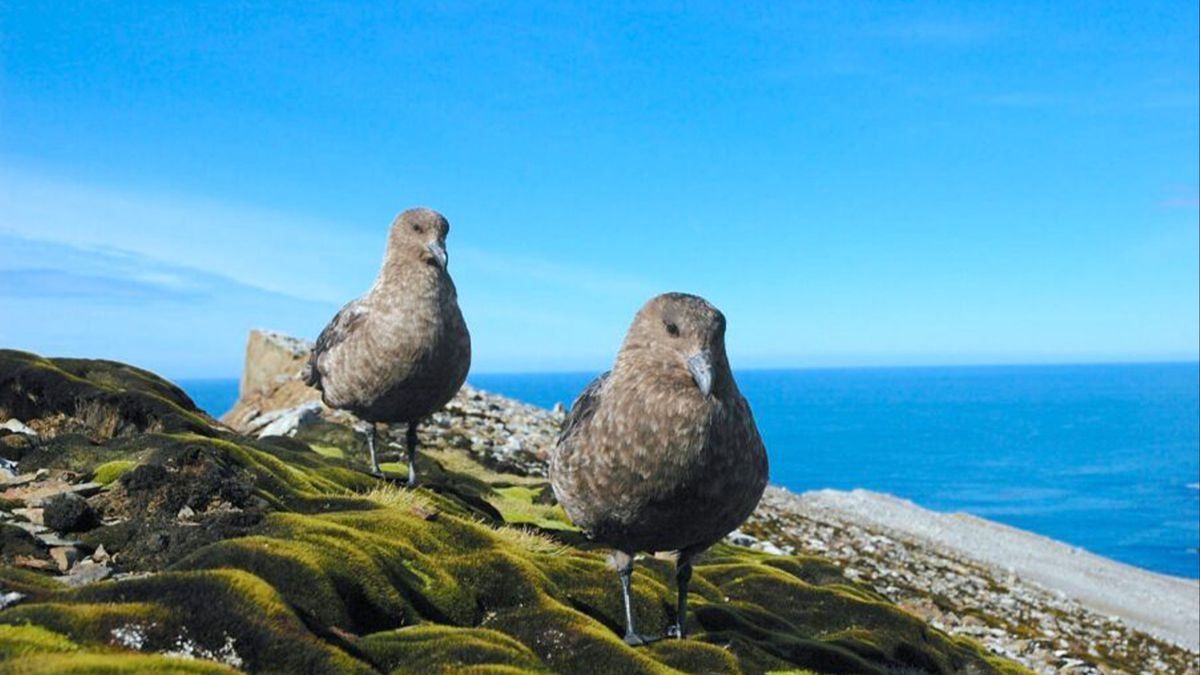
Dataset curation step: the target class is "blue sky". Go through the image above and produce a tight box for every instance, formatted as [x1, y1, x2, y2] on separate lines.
[2, 2, 1197, 378]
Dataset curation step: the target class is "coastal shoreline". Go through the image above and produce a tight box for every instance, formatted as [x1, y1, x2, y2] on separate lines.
[755, 487, 1200, 648]
[741, 485, 1200, 673]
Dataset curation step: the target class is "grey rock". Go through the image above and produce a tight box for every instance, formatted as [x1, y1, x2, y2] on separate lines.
[251, 401, 323, 438]
[36, 532, 83, 547]
[28, 482, 103, 507]
[62, 561, 110, 587]
[0, 419, 37, 436]
[0, 591, 25, 610]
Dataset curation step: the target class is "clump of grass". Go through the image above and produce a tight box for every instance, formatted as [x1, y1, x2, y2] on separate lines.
[490, 525, 569, 556]
[361, 483, 431, 512]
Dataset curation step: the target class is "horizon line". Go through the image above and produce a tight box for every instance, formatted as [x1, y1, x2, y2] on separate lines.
[170, 357, 1200, 382]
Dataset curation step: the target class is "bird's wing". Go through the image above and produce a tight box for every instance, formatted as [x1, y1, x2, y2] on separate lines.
[303, 299, 368, 389]
[558, 371, 610, 445]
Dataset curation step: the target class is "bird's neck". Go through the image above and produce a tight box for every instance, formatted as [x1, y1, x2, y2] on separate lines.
[612, 348, 730, 401]
[373, 257, 446, 301]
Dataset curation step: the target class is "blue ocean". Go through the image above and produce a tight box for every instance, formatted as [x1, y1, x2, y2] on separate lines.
[180, 362, 1200, 579]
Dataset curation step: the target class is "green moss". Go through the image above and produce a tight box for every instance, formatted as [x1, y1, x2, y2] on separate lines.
[0, 603, 175, 645]
[0, 624, 79, 659]
[422, 448, 544, 487]
[175, 510, 483, 632]
[488, 485, 577, 531]
[0, 652, 238, 674]
[377, 461, 409, 476]
[0, 570, 373, 674]
[646, 638, 740, 673]
[0, 566, 64, 594]
[482, 602, 674, 675]
[93, 460, 137, 485]
[309, 444, 345, 459]
[359, 625, 548, 673]
[0, 351, 1030, 675]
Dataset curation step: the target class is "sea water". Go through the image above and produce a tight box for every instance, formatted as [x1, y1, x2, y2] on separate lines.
[179, 362, 1200, 579]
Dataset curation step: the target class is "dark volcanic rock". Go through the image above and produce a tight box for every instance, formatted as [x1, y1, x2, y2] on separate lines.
[43, 492, 97, 533]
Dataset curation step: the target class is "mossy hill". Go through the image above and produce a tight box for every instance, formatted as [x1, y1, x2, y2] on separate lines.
[0, 349, 1028, 674]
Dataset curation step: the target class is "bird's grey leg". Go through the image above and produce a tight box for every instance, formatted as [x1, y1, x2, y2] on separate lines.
[616, 552, 651, 646]
[367, 424, 382, 477]
[405, 421, 419, 487]
[667, 553, 694, 639]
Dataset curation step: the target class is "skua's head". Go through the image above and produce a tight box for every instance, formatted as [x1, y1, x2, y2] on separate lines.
[618, 292, 729, 398]
[388, 208, 451, 269]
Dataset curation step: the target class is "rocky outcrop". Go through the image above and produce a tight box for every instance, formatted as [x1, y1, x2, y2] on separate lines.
[222, 329, 562, 476]
[221, 329, 328, 434]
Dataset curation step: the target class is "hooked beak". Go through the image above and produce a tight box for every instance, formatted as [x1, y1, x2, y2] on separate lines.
[426, 240, 448, 269]
[686, 351, 713, 398]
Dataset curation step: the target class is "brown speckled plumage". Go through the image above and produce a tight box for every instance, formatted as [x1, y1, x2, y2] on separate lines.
[550, 293, 768, 644]
[304, 208, 470, 482]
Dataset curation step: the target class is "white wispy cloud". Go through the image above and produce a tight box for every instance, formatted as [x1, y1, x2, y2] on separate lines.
[0, 232, 336, 377]
[0, 164, 661, 375]
[0, 164, 378, 304]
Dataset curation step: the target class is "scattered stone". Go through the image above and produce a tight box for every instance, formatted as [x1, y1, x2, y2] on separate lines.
[727, 529, 757, 547]
[92, 543, 110, 563]
[62, 561, 111, 587]
[49, 545, 79, 572]
[0, 419, 37, 436]
[726, 528, 786, 555]
[43, 492, 98, 533]
[0, 472, 38, 489]
[743, 488, 1198, 674]
[13, 479, 103, 507]
[177, 505, 196, 522]
[7, 520, 48, 536]
[13, 555, 55, 571]
[12, 507, 44, 525]
[0, 591, 25, 610]
[250, 401, 323, 438]
[36, 532, 83, 547]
